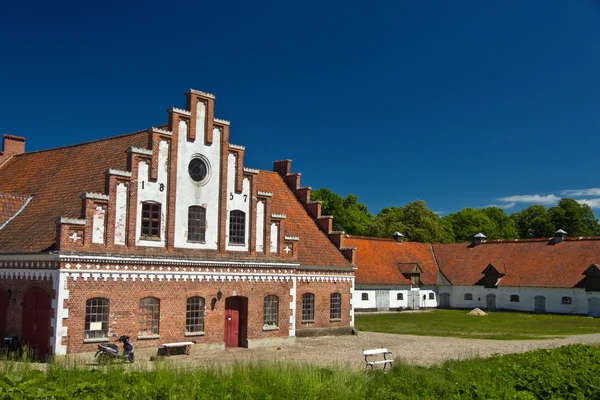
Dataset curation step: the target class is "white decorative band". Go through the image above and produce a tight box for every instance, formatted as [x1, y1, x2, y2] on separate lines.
[57, 217, 86, 225]
[214, 118, 230, 126]
[105, 169, 132, 178]
[169, 107, 191, 116]
[187, 89, 216, 99]
[317, 215, 333, 219]
[329, 231, 345, 235]
[126, 147, 153, 156]
[258, 191, 273, 197]
[243, 167, 259, 174]
[271, 214, 286, 219]
[273, 159, 292, 163]
[229, 144, 245, 151]
[284, 236, 299, 241]
[0, 261, 59, 268]
[81, 193, 109, 201]
[0, 269, 55, 280]
[149, 127, 172, 135]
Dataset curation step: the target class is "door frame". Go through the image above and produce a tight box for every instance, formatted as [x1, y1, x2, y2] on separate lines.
[224, 296, 248, 348]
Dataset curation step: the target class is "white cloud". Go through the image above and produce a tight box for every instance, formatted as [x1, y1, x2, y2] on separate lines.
[497, 194, 559, 205]
[561, 188, 600, 197]
[575, 198, 600, 208]
[433, 211, 444, 215]
[485, 202, 517, 209]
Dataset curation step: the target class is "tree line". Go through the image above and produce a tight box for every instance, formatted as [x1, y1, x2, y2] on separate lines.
[310, 189, 600, 243]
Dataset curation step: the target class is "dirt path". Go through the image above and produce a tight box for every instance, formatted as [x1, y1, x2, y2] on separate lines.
[139, 331, 600, 370]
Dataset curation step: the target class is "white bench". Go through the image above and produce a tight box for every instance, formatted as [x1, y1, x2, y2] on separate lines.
[162, 342, 193, 356]
[363, 348, 393, 370]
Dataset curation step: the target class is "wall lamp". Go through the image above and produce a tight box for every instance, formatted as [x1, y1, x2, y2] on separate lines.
[6, 288, 12, 302]
[217, 289, 223, 301]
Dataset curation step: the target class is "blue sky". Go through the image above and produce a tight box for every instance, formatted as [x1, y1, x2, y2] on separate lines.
[1, 1, 599, 216]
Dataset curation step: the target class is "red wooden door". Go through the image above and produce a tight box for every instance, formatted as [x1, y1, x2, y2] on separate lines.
[0, 288, 7, 338]
[224, 296, 248, 348]
[22, 288, 51, 358]
[224, 297, 240, 348]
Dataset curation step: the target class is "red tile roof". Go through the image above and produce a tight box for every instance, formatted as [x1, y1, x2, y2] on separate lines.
[0, 131, 352, 269]
[0, 131, 150, 252]
[255, 171, 352, 267]
[433, 238, 600, 287]
[344, 236, 438, 285]
[0, 193, 31, 229]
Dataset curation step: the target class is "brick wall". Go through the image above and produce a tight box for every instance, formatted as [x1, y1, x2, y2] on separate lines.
[296, 280, 352, 329]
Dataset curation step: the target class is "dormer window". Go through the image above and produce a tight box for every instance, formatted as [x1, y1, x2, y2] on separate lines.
[141, 202, 161, 238]
[481, 264, 503, 289]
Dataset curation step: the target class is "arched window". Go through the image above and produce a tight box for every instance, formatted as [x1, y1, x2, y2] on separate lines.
[397, 293, 403, 300]
[186, 297, 205, 334]
[139, 297, 160, 336]
[188, 206, 206, 242]
[263, 295, 279, 327]
[361, 293, 369, 301]
[141, 202, 161, 238]
[464, 293, 473, 301]
[429, 293, 435, 300]
[330, 293, 342, 320]
[302, 293, 315, 322]
[229, 210, 246, 244]
[510, 295, 520, 302]
[85, 298, 109, 339]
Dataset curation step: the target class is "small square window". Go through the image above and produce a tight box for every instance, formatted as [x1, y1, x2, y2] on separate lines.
[464, 293, 473, 301]
[510, 295, 520, 302]
[562, 296, 572, 305]
[361, 293, 369, 301]
[396, 293, 403, 300]
[428, 293, 435, 300]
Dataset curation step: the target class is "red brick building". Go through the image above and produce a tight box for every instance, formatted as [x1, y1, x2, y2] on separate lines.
[0, 89, 356, 357]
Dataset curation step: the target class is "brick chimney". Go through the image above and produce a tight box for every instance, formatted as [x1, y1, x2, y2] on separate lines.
[0, 134, 25, 165]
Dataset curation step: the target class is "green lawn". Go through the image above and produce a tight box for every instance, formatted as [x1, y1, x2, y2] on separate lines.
[355, 309, 600, 340]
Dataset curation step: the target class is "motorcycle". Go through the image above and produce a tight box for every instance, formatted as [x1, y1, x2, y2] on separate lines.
[95, 335, 135, 364]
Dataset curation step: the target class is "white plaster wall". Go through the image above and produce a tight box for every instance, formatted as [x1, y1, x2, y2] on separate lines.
[256, 200, 265, 252]
[114, 183, 127, 245]
[225, 153, 250, 251]
[420, 288, 438, 308]
[174, 120, 221, 250]
[355, 290, 377, 309]
[51, 270, 69, 355]
[135, 140, 169, 247]
[449, 285, 589, 315]
[270, 222, 279, 254]
[389, 289, 409, 308]
[350, 277, 355, 327]
[92, 206, 106, 244]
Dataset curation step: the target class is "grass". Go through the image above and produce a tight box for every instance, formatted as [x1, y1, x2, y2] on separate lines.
[1, 344, 600, 398]
[355, 309, 600, 339]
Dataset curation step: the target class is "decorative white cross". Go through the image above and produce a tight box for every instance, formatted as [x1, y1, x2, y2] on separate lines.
[284, 245, 291, 254]
[69, 232, 81, 242]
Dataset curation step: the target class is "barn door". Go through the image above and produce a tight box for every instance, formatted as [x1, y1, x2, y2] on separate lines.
[0, 288, 7, 338]
[588, 298, 600, 317]
[534, 296, 546, 313]
[22, 287, 51, 359]
[486, 294, 496, 311]
[224, 296, 248, 348]
[375, 290, 390, 311]
[407, 290, 420, 310]
[439, 293, 450, 309]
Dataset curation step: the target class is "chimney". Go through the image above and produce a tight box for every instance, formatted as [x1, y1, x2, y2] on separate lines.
[0, 134, 25, 164]
[555, 229, 567, 243]
[473, 233, 486, 246]
[393, 232, 404, 243]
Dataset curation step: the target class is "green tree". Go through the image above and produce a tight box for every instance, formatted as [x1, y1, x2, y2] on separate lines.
[548, 198, 600, 237]
[442, 207, 516, 242]
[510, 205, 555, 238]
[369, 200, 454, 243]
[310, 189, 372, 236]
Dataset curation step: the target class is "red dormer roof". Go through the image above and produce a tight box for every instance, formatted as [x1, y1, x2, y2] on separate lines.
[344, 236, 438, 285]
[433, 238, 600, 287]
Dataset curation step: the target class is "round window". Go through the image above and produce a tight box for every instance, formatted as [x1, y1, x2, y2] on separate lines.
[188, 158, 208, 182]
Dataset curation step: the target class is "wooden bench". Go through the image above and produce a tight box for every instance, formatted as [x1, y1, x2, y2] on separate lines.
[363, 348, 393, 370]
[162, 342, 193, 356]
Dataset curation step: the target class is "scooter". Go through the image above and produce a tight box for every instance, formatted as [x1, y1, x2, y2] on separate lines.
[95, 335, 135, 364]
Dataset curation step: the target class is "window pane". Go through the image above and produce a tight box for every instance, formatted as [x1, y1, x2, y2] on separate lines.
[263, 295, 279, 326]
[186, 297, 205, 333]
[229, 210, 246, 244]
[302, 293, 314, 321]
[330, 293, 341, 319]
[84, 298, 109, 339]
[141, 203, 161, 238]
[139, 297, 160, 336]
[188, 206, 207, 242]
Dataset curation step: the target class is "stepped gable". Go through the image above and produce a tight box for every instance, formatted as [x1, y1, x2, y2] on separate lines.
[254, 170, 352, 268]
[0, 131, 149, 252]
[432, 238, 600, 287]
[344, 236, 438, 285]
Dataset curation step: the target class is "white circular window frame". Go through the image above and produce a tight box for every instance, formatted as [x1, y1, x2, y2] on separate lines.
[188, 154, 211, 186]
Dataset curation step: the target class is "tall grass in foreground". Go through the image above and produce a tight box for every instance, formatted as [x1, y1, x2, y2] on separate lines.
[0, 344, 599, 398]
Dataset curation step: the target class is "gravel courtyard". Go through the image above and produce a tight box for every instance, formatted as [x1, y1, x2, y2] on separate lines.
[151, 331, 600, 370]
